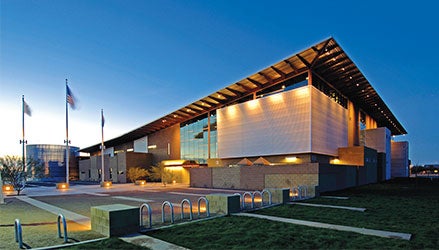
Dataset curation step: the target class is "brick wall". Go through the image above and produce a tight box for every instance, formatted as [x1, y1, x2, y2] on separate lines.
[148, 124, 180, 165]
[190, 168, 212, 188]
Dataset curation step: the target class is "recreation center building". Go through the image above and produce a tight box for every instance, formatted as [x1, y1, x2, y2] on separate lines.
[79, 38, 409, 196]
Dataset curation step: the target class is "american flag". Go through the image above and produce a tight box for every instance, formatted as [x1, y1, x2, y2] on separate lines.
[101, 111, 105, 128]
[66, 85, 76, 109]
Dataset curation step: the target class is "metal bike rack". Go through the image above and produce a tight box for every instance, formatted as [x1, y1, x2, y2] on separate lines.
[197, 197, 210, 217]
[261, 189, 272, 205]
[57, 214, 68, 243]
[297, 185, 308, 199]
[180, 199, 193, 220]
[291, 186, 299, 200]
[140, 203, 152, 229]
[14, 219, 23, 249]
[234, 193, 243, 208]
[242, 192, 254, 209]
[253, 191, 263, 207]
[161, 201, 175, 224]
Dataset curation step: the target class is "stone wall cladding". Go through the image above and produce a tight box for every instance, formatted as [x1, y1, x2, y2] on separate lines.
[212, 167, 241, 189]
[191, 163, 319, 191]
[190, 168, 213, 188]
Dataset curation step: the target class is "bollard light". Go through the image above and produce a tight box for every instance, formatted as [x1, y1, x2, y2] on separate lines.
[56, 183, 69, 190]
[3, 184, 14, 192]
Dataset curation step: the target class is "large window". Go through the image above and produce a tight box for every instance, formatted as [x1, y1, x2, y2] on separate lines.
[180, 113, 217, 163]
[312, 73, 348, 108]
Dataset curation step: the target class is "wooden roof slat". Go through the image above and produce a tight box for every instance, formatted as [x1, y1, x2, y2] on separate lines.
[81, 37, 406, 153]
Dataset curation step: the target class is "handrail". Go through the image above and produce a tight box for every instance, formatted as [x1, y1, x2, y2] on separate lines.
[261, 189, 272, 205]
[197, 197, 210, 217]
[253, 191, 263, 207]
[14, 219, 23, 249]
[140, 203, 152, 229]
[161, 201, 174, 224]
[57, 214, 68, 243]
[243, 192, 254, 209]
[180, 199, 193, 220]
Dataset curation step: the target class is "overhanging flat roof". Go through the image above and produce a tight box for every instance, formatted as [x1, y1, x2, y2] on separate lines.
[81, 37, 406, 153]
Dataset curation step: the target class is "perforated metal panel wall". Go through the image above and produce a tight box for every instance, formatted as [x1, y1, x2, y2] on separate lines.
[217, 86, 348, 158]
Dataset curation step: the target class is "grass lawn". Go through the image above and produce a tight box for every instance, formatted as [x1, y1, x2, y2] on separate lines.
[0, 198, 104, 249]
[2, 178, 438, 249]
[147, 178, 439, 249]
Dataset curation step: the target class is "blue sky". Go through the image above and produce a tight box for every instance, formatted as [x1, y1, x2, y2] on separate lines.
[1, 0, 438, 164]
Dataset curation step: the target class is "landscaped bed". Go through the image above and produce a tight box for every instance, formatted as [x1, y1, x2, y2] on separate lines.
[146, 178, 439, 249]
[2, 178, 438, 249]
[0, 198, 104, 249]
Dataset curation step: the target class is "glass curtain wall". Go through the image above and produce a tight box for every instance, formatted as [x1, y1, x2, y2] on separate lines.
[26, 144, 79, 181]
[180, 112, 217, 163]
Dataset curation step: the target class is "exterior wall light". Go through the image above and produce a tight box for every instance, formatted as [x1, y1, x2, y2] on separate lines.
[285, 156, 298, 163]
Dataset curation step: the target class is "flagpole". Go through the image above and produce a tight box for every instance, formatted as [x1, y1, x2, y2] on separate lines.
[101, 109, 105, 183]
[21, 95, 26, 171]
[65, 79, 70, 184]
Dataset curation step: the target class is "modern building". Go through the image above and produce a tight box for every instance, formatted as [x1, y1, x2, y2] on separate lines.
[26, 144, 79, 182]
[80, 38, 408, 194]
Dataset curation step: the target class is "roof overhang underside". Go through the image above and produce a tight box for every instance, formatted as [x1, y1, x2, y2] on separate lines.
[81, 37, 406, 153]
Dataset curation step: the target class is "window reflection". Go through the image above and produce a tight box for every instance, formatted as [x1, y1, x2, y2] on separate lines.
[180, 113, 217, 163]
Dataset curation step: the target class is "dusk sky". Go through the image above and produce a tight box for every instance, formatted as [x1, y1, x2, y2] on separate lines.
[1, 0, 438, 165]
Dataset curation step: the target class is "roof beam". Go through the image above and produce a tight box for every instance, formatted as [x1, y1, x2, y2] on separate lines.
[310, 38, 331, 68]
[246, 77, 263, 88]
[201, 99, 218, 106]
[191, 103, 209, 111]
[235, 82, 255, 92]
[208, 95, 226, 104]
[216, 91, 234, 99]
[225, 87, 243, 96]
[258, 72, 273, 83]
[313, 51, 346, 69]
[270, 66, 286, 78]
[296, 54, 311, 68]
[283, 60, 298, 73]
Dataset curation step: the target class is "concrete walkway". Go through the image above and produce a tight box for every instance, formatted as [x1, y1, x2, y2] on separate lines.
[288, 202, 366, 212]
[120, 234, 190, 250]
[234, 213, 411, 240]
[321, 196, 349, 200]
[15, 196, 91, 227]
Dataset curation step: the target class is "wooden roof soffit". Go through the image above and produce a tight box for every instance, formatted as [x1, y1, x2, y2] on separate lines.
[310, 38, 332, 68]
[225, 87, 244, 96]
[296, 53, 311, 68]
[235, 82, 255, 92]
[270, 66, 286, 78]
[283, 60, 299, 73]
[258, 72, 273, 83]
[246, 77, 263, 88]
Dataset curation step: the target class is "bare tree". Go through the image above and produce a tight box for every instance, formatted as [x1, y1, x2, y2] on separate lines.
[0, 155, 44, 196]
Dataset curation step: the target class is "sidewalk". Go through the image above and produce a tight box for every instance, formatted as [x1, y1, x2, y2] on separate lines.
[234, 213, 411, 240]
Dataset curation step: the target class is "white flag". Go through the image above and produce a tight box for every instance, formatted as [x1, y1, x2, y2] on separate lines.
[24, 101, 32, 116]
